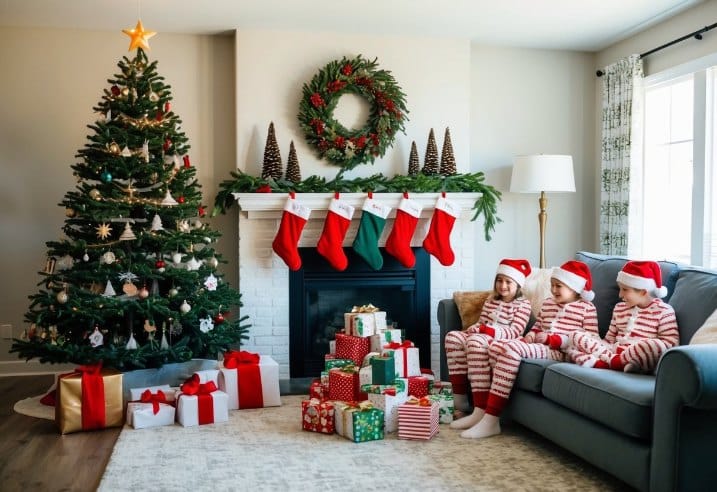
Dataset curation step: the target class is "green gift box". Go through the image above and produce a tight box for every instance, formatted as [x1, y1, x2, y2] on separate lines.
[325, 358, 355, 371]
[428, 393, 455, 424]
[370, 356, 395, 385]
[335, 401, 385, 443]
[360, 377, 408, 398]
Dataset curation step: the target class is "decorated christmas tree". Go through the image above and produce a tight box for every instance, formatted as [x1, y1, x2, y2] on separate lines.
[422, 128, 439, 175]
[260, 121, 283, 180]
[11, 23, 249, 370]
[439, 127, 457, 175]
[408, 141, 420, 176]
[285, 140, 302, 183]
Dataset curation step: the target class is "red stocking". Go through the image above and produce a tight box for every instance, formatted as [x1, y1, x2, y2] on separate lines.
[272, 193, 311, 271]
[317, 195, 355, 271]
[385, 195, 423, 268]
[422, 195, 459, 266]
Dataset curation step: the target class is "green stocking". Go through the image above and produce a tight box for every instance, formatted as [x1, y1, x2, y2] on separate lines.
[353, 197, 391, 270]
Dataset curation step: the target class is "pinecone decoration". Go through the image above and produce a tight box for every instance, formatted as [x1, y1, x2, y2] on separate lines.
[285, 140, 302, 183]
[408, 141, 420, 176]
[422, 128, 439, 175]
[439, 127, 457, 175]
[260, 121, 282, 180]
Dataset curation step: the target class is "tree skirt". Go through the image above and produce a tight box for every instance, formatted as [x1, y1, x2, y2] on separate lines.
[14, 393, 54, 420]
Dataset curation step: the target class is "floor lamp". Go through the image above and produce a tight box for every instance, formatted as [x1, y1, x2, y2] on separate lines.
[510, 155, 575, 268]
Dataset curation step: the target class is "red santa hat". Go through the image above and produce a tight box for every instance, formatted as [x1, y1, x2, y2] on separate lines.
[551, 260, 595, 301]
[616, 260, 668, 298]
[495, 258, 532, 287]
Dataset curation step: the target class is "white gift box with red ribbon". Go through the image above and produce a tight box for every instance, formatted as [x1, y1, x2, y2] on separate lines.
[218, 352, 281, 410]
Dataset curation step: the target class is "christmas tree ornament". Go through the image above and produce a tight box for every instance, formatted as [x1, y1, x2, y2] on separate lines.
[155, 109, 163, 122]
[422, 194, 459, 266]
[119, 222, 137, 241]
[122, 281, 138, 296]
[148, 91, 159, 102]
[193, 220, 203, 230]
[260, 121, 283, 179]
[160, 329, 169, 349]
[100, 170, 113, 183]
[408, 141, 420, 176]
[65, 207, 76, 217]
[82, 251, 89, 262]
[172, 154, 181, 168]
[142, 140, 149, 162]
[272, 193, 311, 271]
[317, 194, 355, 271]
[101, 251, 116, 264]
[89, 326, 103, 347]
[89, 188, 101, 200]
[130, 87, 138, 100]
[172, 252, 183, 264]
[439, 127, 457, 175]
[177, 220, 191, 233]
[422, 128, 439, 175]
[353, 194, 391, 270]
[199, 317, 214, 333]
[206, 256, 219, 269]
[179, 300, 191, 314]
[44, 256, 57, 274]
[108, 141, 121, 154]
[102, 280, 116, 297]
[164, 101, 171, 113]
[198, 205, 206, 217]
[385, 194, 423, 268]
[56, 254, 74, 271]
[183, 155, 191, 168]
[126, 332, 138, 350]
[121, 146, 132, 157]
[96, 222, 113, 240]
[137, 285, 149, 299]
[143, 319, 156, 333]
[163, 154, 174, 165]
[150, 213, 164, 231]
[161, 189, 178, 206]
[56, 290, 69, 304]
[151, 279, 160, 296]
[177, 196, 185, 204]
[155, 259, 166, 273]
[186, 256, 202, 271]
[214, 312, 225, 324]
[168, 287, 179, 298]
[111, 85, 120, 96]
[121, 87, 129, 98]
[163, 138, 172, 152]
[170, 318, 182, 335]
[204, 273, 218, 291]
[285, 140, 302, 182]
[122, 19, 157, 51]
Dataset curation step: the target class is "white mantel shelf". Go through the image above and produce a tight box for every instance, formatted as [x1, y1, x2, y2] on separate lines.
[233, 192, 482, 220]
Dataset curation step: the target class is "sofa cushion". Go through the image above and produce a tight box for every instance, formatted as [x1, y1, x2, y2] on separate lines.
[690, 307, 717, 344]
[514, 358, 560, 393]
[575, 251, 680, 337]
[541, 363, 655, 440]
[667, 267, 717, 344]
[452, 290, 491, 329]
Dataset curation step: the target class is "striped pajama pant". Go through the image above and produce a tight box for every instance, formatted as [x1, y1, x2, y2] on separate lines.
[445, 329, 494, 396]
[571, 332, 672, 373]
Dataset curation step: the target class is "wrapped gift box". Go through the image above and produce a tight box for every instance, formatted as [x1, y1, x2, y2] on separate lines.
[301, 398, 335, 434]
[359, 365, 373, 387]
[428, 393, 455, 424]
[370, 329, 402, 352]
[127, 386, 176, 429]
[429, 381, 453, 397]
[397, 397, 440, 440]
[407, 376, 430, 398]
[382, 341, 421, 378]
[367, 391, 408, 433]
[328, 366, 366, 402]
[370, 355, 395, 385]
[335, 333, 370, 366]
[218, 351, 281, 410]
[361, 378, 408, 398]
[55, 364, 124, 435]
[194, 369, 220, 386]
[309, 379, 329, 401]
[334, 401, 384, 443]
[324, 355, 355, 371]
[176, 375, 229, 426]
[361, 352, 381, 368]
[320, 371, 329, 385]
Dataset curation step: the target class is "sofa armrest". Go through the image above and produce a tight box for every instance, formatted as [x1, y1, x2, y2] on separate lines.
[437, 298, 462, 379]
[650, 344, 717, 492]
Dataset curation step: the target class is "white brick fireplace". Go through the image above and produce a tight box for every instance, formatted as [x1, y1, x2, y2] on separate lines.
[235, 192, 479, 380]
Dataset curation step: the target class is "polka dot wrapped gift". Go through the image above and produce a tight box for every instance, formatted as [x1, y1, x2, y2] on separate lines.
[334, 400, 385, 443]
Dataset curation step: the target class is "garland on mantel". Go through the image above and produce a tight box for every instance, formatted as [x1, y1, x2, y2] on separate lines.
[212, 171, 502, 241]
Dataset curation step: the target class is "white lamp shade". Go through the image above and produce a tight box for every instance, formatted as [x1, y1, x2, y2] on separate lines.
[510, 155, 575, 193]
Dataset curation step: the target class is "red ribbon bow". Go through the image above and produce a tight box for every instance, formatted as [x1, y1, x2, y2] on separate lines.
[180, 374, 217, 425]
[223, 350, 260, 369]
[140, 389, 168, 415]
[74, 362, 106, 430]
[384, 341, 413, 350]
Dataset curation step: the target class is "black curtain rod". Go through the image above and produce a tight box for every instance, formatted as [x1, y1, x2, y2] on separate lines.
[596, 21, 717, 77]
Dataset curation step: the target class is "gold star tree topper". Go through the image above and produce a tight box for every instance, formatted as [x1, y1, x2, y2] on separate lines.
[122, 20, 156, 51]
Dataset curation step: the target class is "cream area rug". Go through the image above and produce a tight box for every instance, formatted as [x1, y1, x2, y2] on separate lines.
[99, 395, 627, 492]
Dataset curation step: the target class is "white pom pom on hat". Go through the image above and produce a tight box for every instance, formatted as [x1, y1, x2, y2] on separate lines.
[551, 260, 595, 301]
[616, 260, 668, 298]
[496, 258, 532, 287]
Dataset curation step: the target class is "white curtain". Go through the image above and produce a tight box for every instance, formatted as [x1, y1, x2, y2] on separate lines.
[600, 54, 644, 255]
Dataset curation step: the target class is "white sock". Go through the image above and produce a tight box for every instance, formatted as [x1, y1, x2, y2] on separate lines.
[460, 413, 501, 439]
[453, 393, 471, 413]
[450, 407, 485, 429]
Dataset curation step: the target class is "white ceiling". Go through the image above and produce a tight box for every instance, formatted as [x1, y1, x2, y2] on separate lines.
[0, 0, 704, 52]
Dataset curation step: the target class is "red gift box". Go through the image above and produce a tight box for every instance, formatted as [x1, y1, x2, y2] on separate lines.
[302, 398, 335, 434]
[309, 378, 329, 400]
[407, 376, 430, 398]
[398, 396, 440, 440]
[335, 333, 370, 366]
[328, 367, 367, 402]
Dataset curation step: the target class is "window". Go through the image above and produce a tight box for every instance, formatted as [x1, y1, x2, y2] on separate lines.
[633, 56, 717, 268]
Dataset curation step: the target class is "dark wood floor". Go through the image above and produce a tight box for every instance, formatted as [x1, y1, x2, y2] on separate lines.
[0, 375, 120, 491]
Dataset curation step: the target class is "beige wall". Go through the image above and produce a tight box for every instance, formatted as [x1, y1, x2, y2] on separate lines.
[0, 28, 236, 360]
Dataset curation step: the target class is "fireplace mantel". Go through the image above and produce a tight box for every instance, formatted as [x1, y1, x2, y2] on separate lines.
[232, 192, 482, 219]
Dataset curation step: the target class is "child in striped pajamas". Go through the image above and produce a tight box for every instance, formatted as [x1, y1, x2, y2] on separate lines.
[458, 260, 599, 439]
[570, 260, 679, 373]
[444, 259, 532, 424]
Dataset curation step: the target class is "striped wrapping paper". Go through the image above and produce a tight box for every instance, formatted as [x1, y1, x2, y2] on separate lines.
[397, 398, 439, 440]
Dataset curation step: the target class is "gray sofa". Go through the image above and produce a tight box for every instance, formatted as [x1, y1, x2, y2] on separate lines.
[437, 251, 717, 492]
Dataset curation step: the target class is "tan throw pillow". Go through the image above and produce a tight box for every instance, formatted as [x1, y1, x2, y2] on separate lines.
[690, 307, 717, 345]
[452, 291, 492, 330]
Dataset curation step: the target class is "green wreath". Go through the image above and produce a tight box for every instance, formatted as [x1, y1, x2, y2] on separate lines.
[298, 55, 408, 170]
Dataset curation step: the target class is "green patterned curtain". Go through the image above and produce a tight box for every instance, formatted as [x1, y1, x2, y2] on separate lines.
[600, 54, 643, 255]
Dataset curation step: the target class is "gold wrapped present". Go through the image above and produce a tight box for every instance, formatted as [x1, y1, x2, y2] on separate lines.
[55, 364, 124, 434]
